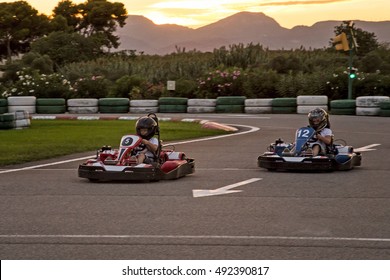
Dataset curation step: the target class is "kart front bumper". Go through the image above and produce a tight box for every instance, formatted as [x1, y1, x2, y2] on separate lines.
[78, 160, 195, 181]
[257, 154, 361, 171]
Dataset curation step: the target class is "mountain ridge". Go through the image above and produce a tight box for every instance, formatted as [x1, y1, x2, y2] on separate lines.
[116, 12, 390, 55]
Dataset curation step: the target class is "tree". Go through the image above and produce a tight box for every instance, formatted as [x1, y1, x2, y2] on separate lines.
[30, 31, 104, 67]
[0, 1, 50, 61]
[53, 0, 127, 49]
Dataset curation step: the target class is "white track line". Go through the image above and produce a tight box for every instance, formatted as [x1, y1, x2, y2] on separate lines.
[0, 124, 259, 174]
[0, 234, 389, 243]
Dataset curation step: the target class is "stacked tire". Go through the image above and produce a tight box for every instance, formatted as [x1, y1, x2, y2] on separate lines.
[0, 113, 15, 129]
[356, 96, 390, 116]
[272, 98, 297, 114]
[216, 96, 246, 113]
[0, 111, 30, 130]
[0, 99, 7, 114]
[36, 98, 66, 114]
[158, 97, 188, 113]
[379, 100, 390, 117]
[67, 98, 99, 114]
[129, 100, 159, 114]
[98, 98, 129, 113]
[187, 99, 216, 113]
[330, 99, 356, 115]
[244, 99, 273, 114]
[7, 96, 36, 114]
[297, 95, 328, 114]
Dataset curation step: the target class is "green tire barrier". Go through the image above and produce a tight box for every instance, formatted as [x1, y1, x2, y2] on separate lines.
[36, 105, 67, 114]
[216, 96, 246, 105]
[330, 99, 356, 109]
[216, 105, 244, 113]
[0, 107, 7, 114]
[98, 98, 129, 106]
[330, 99, 356, 115]
[271, 98, 297, 114]
[0, 121, 15, 129]
[0, 113, 15, 122]
[0, 99, 8, 106]
[36, 98, 66, 106]
[272, 106, 296, 114]
[99, 105, 129, 113]
[330, 108, 356, 115]
[158, 97, 188, 105]
[379, 100, 390, 110]
[272, 98, 297, 107]
[379, 109, 390, 117]
[159, 104, 187, 113]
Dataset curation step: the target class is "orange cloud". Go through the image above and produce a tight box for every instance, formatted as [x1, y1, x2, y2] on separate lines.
[257, 0, 349, 6]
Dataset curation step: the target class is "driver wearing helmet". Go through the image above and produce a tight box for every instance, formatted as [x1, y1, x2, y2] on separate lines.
[307, 108, 333, 156]
[133, 116, 159, 164]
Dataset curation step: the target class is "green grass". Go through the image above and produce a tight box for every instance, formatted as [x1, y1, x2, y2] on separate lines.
[0, 120, 229, 166]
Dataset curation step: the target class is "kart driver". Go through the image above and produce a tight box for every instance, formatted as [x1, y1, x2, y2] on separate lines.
[133, 116, 159, 164]
[307, 108, 333, 156]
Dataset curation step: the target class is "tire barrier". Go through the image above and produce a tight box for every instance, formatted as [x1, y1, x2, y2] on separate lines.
[129, 100, 159, 114]
[356, 96, 390, 116]
[379, 100, 390, 117]
[271, 97, 297, 114]
[36, 98, 66, 114]
[216, 96, 245, 113]
[98, 98, 129, 113]
[187, 99, 216, 113]
[330, 99, 356, 115]
[158, 97, 188, 113]
[4, 96, 390, 116]
[296, 95, 328, 114]
[67, 98, 99, 114]
[244, 98, 273, 114]
[0, 110, 30, 129]
[0, 99, 7, 114]
[7, 96, 36, 114]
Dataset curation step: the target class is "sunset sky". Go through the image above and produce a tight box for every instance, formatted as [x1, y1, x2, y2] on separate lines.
[1, 0, 389, 29]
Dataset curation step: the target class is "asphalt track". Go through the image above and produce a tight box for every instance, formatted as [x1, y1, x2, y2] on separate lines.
[0, 113, 389, 260]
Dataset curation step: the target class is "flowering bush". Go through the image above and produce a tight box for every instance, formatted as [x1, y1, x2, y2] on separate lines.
[68, 76, 111, 98]
[197, 68, 245, 98]
[1, 70, 73, 98]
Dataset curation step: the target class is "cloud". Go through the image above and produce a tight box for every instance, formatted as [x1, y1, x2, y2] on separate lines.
[257, 0, 350, 6]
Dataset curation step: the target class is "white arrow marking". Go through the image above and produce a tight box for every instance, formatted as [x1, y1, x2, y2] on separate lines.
[193, 178, 262, 198]
[354, 144, 381, 152]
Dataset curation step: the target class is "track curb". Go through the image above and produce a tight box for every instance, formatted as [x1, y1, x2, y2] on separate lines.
[31, 115, 238, 132]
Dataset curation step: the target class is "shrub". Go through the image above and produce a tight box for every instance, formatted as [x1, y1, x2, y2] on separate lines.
[68, 76, 111, 98]
[1, 70, 72, 98]
[197, 68, 245, 98]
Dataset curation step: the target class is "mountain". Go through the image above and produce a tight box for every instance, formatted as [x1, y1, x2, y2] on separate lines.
[115, 12, 390, 55]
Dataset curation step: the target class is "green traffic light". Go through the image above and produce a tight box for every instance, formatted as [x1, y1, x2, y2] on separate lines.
[349, 73, 356, 79]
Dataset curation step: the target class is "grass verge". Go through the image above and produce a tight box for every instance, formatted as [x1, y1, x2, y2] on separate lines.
[0, 120, 230, 166]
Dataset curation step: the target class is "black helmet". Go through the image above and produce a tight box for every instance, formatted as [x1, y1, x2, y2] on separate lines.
[308, 108, 329, 131]
[136, 116, 157, 140]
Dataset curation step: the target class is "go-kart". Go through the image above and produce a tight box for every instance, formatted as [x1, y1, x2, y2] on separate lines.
[78, 114, 195, 181]
[258, 126, 362, 171]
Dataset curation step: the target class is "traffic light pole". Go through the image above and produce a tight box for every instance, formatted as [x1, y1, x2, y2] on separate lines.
[348, 47, 353, 99]
[345, 21, 355, 99]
